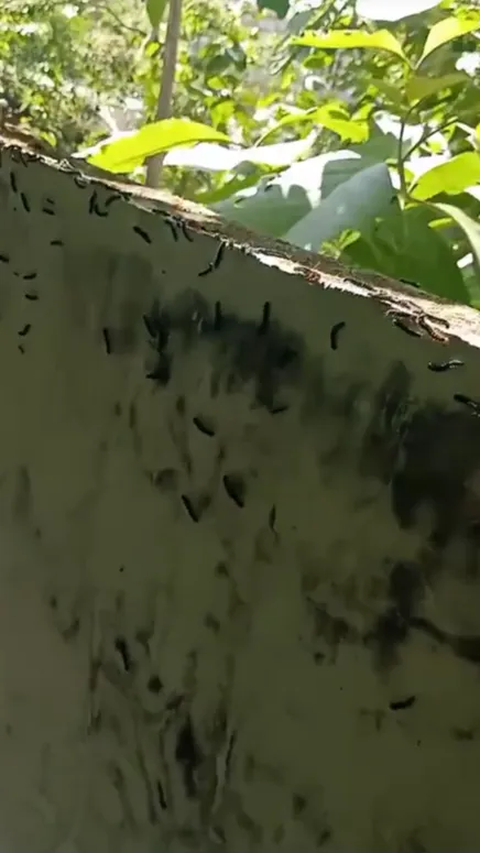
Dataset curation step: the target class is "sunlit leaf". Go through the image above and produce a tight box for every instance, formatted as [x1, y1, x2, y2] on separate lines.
[418, 12, 480, 66]
[350, 122, 409, 161]
[406, 72, 467, 102]
[257, 103, 368, 145]
[198, 172, 266, 205]
[356, 0, 441, 21]
[410, 152, 480, 200]
[76, 119, 231, 173]
[315, 103, 369, 143]
[285, 162, 393, 251]
[472, 123, 480, 155]
[146, 0, 168, 29]
[293, 28, 408, 61]
[256, 109, 317, 145]
[210, 151, 369, 237]
[164, 132, 315, 170]
[433, 203, 480, 292]
[144, 40, 160, 57]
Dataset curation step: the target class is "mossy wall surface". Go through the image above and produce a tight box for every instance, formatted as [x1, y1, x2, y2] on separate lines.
[1, 141, 480, 852]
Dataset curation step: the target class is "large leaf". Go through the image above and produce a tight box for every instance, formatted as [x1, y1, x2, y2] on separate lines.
[257, 103, 368, 146]
[406, 72, 467, 103]
[315, 103, 369, 143]
[75, 120, 231, 173]
[163, 132, 316, 170]
[256, 110, 319, 145]
[350, 122, 407, 160]
[210, 151, 370, 237]
[285, 162, 393, 251]
[343, 204, 470, 304]
[371, 78, 406, 108]
[410, 152, 480, 201]
[433, 203, 480, 301]
[418, 12, 480, 65]
[146, 0, 168, 29]
[257, 0, 289, 18]
[349, 121, 410, 163]
[293, 29, 407, 61]
[356, 0, 441, 21]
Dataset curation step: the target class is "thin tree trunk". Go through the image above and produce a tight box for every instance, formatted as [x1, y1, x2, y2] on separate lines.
[145, 0, 183, 188]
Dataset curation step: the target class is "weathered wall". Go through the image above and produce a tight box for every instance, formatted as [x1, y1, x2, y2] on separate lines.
[2, 140, 480, 852]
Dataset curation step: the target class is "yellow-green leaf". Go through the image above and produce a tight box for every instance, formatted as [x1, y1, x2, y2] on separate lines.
[293, 28, 408, 61]
[257, 103, 369, 147]
[418, 12, 480, 66]
[406, 72, 467, 103]
[410, 152, 480, 201]
[146, 0, 168, 29]
[433, 203, 480, 302]
[315, 104, 369, 143]
[256, 109, 317, 145]
[82, 119, 231, 174]
[473, 123, 480, 154]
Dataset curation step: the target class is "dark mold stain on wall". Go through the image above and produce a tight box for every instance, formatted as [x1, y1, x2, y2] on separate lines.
[360, 363, 480, 559]
[356, 361, 480, 671]
[141, 289, 304, 414]
[365, 560, 424, 671]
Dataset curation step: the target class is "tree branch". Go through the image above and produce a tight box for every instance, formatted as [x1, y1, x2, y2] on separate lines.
[95, 2, 147, 37]
[145, 0, 183, 188]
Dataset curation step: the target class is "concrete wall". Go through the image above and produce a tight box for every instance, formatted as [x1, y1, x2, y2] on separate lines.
[1, 140, 480, 852]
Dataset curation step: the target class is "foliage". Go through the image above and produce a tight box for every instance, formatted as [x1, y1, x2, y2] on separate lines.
[0, 0, 146, 150]
[79, 118, 230, 173]
[2, 0, 480, 306]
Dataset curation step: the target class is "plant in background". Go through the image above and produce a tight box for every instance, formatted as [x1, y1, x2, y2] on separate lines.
[2, 0, 480, 305]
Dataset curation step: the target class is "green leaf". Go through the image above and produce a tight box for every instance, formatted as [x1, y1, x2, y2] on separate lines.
[293, 29, 408, 61]
[164, 133, 315, 170]
[356, 0, 441, 21]
[259, 104, 369, 145]
[418, 12, 480, 66]
[371, 78, 406, 108]
[410, 152, 480, 201]
[285, 162, 393, 251]
[257, 0, 290, 19]
[472, 124, 480, 154]
[146, 0, 168, 29]
[343, 204, 470, 303]
[144, 40, 161, 57]
[406, 72, 467, 103]
[77, 120, 231, 173]
[433, 202, 480, 301]
[350, 123, 407, 160]
[210, 151, 373, 238]
[256, 110, 318, 145]
[315, 103, 369, 143]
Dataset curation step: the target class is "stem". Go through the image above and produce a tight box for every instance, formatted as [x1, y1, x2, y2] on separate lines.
[95, 1, 146, 36]
[145, 0, 183, 188]
[397, 104, 417, 200]
[402, 116, 458, 162]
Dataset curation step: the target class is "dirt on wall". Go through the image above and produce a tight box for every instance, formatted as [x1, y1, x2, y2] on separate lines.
[1, 138, 480, 852]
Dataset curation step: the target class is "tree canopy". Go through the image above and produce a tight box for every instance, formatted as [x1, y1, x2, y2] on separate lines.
[2, 0, 480, 305]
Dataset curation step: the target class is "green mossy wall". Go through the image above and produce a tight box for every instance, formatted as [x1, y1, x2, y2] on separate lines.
[1, 140, 480, 852]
